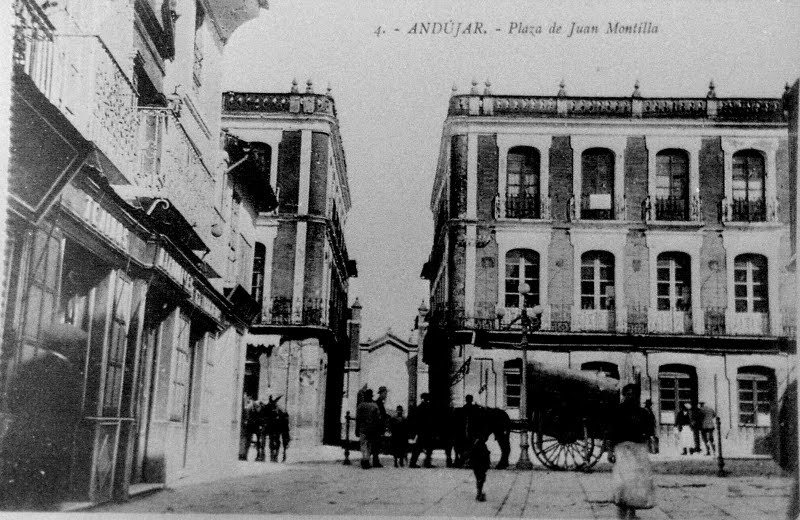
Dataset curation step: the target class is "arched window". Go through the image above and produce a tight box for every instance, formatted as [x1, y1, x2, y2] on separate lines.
[732, 150, 766, 222]
[581, 148, 615, 220]
[656, 252, 691, 311]
[504, 249, 539, 308]
[251, 243, 266, 308]
[504, 359, 522, 408]
[658, 364, 697, 424]
[737, 366, 775, 427]
[734, 254, 768, 313]
[506, 147, 540, 218]
[655, 150, 689, 221]
[581, 361, 620, 380]
[580, 251, 614, 310]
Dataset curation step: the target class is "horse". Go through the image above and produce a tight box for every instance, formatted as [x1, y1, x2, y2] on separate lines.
[444, 405, 512, 470]
[263, 396, 291, 462]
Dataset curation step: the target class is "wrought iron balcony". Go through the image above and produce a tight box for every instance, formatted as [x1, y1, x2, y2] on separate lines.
[258, 297, 331, 327]
[704, 307, 726, 335]
[654, 196, 689, 221]
[504, 193, 541, 219]
[727, 310, 770, 336]
[731, 198, 766, 222]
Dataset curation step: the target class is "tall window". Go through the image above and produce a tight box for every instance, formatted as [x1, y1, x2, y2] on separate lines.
[655, 150, 689, 220]
[251, 243, 266, 307]
[658, 365, 697, 421]
[732, 150, 766, 222]
[504, 249, 539, 308]
[737, 367, 775, 427]
[581, 148, 614, 220]
[504, 359, 521, 408]
[734, 254, 768, 313]
[22, 225, 63, 342]
[506, 147, 540, 218]
[101, 274, 133, 417]
[656, 252, 691, 311]
[580, 251, 614, 310]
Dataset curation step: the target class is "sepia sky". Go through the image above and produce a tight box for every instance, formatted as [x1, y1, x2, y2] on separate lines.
[222, 0, 800, 341]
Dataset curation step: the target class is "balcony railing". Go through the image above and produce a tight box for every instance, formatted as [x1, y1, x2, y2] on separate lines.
[13, 0, 55, 96]
[573, 307, 620, 332]
[258, 297, 331, 327]
[731, 198, 766, 222]
[17, 28, 140, 180]
[654, 196, 689, 221]
[648, 308, 693, 334]
[704, 307, 726, 335]
[728, 311, 770, 336]
[504, 193, 540, 219]
[223, 91, 337, 117]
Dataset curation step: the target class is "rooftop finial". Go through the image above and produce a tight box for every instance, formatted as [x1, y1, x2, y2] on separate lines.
[484, 79, 492, 95]
[452, 83, 458, 94]
[632, 80, 641, 98]
[471, 78, 479, 94]
[707, 79, 716, 99]
[291, 78, 299, 93]
[786, 82, 791, 93]
[557, 79, 567, 97]
[326, 82, 332, 96]
[306, 79, 314, 93]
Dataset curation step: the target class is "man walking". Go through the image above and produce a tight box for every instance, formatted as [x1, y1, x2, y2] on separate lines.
[698, 401, 717, 455]
[355, 388, 382, 469]
[374, 386, 389, 466]
[409, 393, 434, 468]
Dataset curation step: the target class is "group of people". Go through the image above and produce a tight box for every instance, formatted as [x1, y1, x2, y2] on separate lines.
[675, 401, 717, 456]
[354, 386, 440, 470]
[239, 395, 291, 463]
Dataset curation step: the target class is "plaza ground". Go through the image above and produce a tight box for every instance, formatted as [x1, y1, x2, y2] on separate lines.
[76, 446, 791, 519]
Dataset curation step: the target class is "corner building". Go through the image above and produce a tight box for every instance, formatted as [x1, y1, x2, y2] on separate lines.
[222, 83, 358, 446]
[421, 81, 796, 456]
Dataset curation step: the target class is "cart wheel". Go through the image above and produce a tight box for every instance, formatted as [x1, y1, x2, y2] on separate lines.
[531, 410, 604, 471]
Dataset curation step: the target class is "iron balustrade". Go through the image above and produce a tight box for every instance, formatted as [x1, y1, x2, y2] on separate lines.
[655, 196, 689, 221]
[731, 198, 766, 222]
[259, 297, 341, 328]
[505, 193, 541, 219]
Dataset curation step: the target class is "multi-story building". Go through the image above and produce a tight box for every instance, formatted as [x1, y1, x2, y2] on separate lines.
[421, 80, 796, 456]
[222, 83, 358, 446]
[3, 0, 268, 506]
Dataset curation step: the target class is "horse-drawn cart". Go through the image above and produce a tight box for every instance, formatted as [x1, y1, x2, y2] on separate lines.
[523, 361, 621, 471]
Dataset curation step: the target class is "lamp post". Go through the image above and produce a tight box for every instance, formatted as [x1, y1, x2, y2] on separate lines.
[499, 283, 543, 470]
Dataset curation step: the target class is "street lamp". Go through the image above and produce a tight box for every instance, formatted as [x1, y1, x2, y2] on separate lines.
[498, 283, 543, 470]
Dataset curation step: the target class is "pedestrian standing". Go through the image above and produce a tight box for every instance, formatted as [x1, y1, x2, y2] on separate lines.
[675, 403, 693, 455]
[698, 402, 716, 455]
[389, 405, 409, 467]
[607, 384, 656, 519]
[470, 438, 490, 502]
[355, 388, 382, 469]
[643, 399, 658, 454]
[409, 393, 434, 468]
[689, 402, 703, 454]
[375, 386, 389, 466]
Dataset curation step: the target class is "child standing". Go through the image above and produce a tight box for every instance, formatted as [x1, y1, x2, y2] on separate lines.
[389, 405, 409, 467]
[470, 438, 490, 502]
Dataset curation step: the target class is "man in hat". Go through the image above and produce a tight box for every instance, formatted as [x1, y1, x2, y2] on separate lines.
[374, 386, 389, 467]
[355, 388, 382, 469]
[1, 324, 86, 510]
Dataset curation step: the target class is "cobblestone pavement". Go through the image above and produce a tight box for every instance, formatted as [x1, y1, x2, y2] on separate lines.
[91, 456, 791, 519]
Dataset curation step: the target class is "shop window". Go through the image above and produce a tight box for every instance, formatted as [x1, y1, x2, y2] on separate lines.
[581, 148, 615, 220]
[506, 147, 540, 218]
[732, 150, 766, 222]
[101, 274, 133, 416]
[738, 366, 775, 427]
[656, 252, 691, 311]
[658, 364, 697, 424]
[655, 150, 689, 221]
[504, 249, 539, 308]
[734, 254, 768, 313]
[580, 251, 615, 310]
[504, 359, 521, 409]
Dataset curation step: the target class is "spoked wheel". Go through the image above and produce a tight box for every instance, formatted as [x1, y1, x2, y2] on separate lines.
[531, 410, 605, 471]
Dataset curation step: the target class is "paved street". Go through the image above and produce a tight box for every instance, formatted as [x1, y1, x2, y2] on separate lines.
[89, 452, 791, 519]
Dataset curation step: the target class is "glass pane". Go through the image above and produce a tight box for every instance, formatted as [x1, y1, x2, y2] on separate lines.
[581, 297, 594, 310]
[581, 281, 594, 296]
